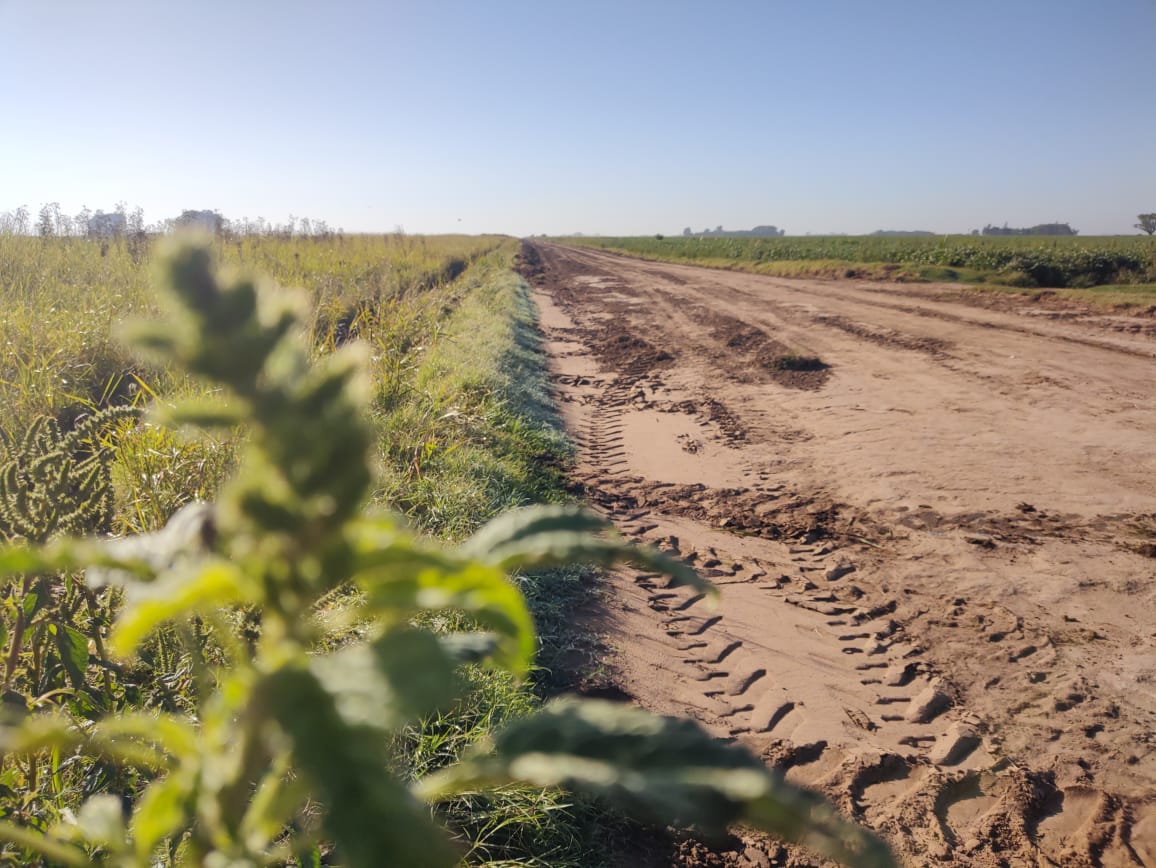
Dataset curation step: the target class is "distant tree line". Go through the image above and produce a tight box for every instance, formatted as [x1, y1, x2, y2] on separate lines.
[0, 202, 149, 240]
[978, 223, 1078, 236]
[682, 225, 785, 238]
[0, 204, 343, 241]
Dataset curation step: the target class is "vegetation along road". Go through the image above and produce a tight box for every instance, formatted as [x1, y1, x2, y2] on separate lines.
[524, 241, 1156, 866]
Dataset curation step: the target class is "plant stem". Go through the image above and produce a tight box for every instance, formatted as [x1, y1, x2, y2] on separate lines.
[81, 584, 114, 696]
[2, 577, 32, 692]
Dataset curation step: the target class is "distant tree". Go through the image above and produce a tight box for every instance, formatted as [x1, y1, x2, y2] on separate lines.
[0, 207, 29, 234]
[1136, 214, 1156, 236]
[687, 225, 784, 239]
[982, 222, 1077, 237]
[37, 203, 59, 238]
[55, 209, 74, 237]
[174, 209, 226, 235]
[88, 210, 127, 238]
[127, 206, 146, 236]
[75, 205, 92, 236]
[749, 225, 785, 237]
[126, 206, 149, 263]
[11, 206, 29, 235]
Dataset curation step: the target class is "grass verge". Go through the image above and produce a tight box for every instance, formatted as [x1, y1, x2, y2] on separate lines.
[366, 248, 638, 865]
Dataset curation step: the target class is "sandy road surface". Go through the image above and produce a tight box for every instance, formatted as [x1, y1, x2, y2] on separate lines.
[523, 242, 1156, 866]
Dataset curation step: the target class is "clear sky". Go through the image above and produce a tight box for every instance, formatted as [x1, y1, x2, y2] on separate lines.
[2, 0, 1153, 236]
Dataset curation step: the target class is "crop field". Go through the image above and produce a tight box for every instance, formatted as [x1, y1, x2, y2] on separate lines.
[0, 232, 502, 431]
[568, 234, 1156, 302]
[0, 233, 609, 866]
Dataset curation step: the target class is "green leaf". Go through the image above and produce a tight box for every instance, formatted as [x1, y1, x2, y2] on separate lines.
[417, 697, 895, 868]
[349, 520, 535, 673]
[438, 632, 501, 665]
[94, 712, 198, 761]
[0, 820, 89, 867]
[461, 504, 608, 561]
[254, 665, 459, 868]
[132, 769, 194, 858]
[65, 690, 101, 722]
[123, 323, 179, 359]
[87, 501, 216, 589]
[156, 400, 246, 430]
[0, 714, 79, 755]
[309, 628, 456, 732]
[240, 757, 307, 854]
[111, 559, 251, 657]
[54, 624, 89, 690]
[0, 538, 156, 587]
[0, 712, 188, 771]
[461, 504, 713, 597]
[499, 533, 714, 596]
[21, 590, 39, 620]
[0, 544, 53, 578]
[362, 560, 534, 675]
[75, 794, 126, 848]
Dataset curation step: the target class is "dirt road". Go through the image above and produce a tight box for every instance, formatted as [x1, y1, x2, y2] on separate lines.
[523, 242, 1156, 867]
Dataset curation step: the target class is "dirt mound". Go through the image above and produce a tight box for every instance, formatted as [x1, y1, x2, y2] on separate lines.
[593, 328, 675, 372]
[710, 316, 832, 390]
[515, 239, 547, 283]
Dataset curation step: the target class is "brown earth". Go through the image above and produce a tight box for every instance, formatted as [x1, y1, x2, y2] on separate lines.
[521, 241, 1156, 867]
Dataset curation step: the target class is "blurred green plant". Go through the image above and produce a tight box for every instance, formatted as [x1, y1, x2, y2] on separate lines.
[0, 240, 894, 867]
[0, 408, 141, 545]
[0, 405, 141, 702]
[0, 405, 144, 840]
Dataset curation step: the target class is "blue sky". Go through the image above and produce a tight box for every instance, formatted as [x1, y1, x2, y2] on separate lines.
[2, 0, 1153, 236]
